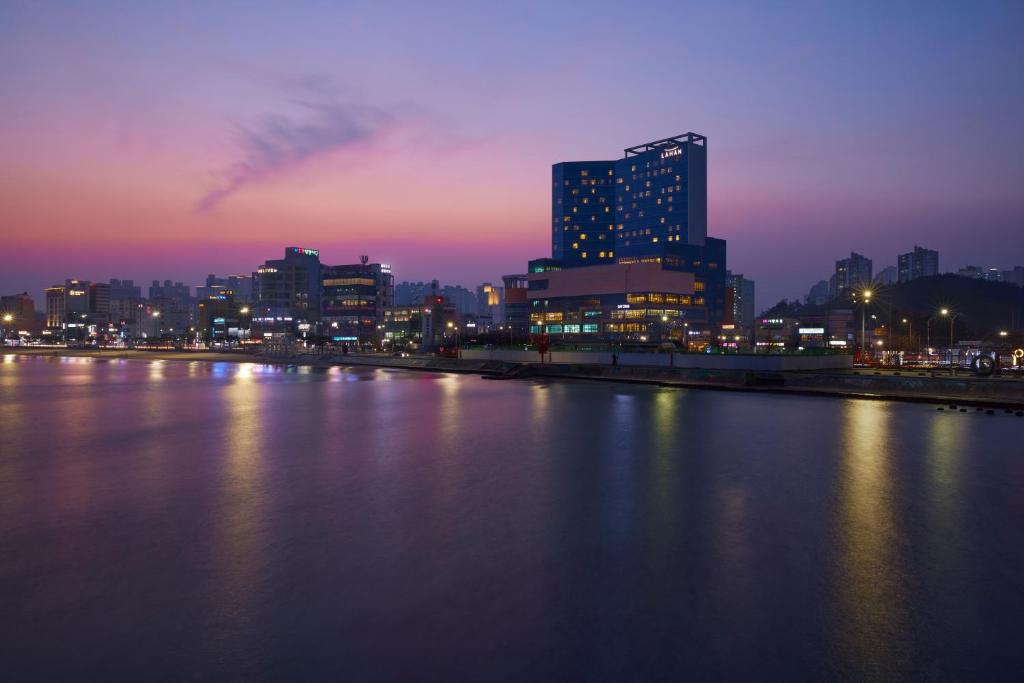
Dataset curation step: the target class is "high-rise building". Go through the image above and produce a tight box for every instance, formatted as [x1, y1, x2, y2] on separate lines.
[321, 259, 394, 346]
[542, 133, 727, 332]
[552, 161, 617, 267]
[45, 279, 90, 331]
[148, 280, 192, 305]
[876, 266, 897, 286]
[89, 282, 111, 322]
[253, 247, 322, 333]
[109, 279, 142, 299]
[726, 272, 755, 331]
[805, 280, 830, 307]
[475, 283, 504, 330]
[897, 246, 938, 283]
[394, 281, 435, 307]
[831, 252, 872, 299]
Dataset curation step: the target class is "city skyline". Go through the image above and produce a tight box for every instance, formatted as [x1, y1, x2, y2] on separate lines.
[3, 2, 1023, 307]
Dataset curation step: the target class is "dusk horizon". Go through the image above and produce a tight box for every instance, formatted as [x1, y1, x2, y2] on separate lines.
[4, 2, 1023, 307]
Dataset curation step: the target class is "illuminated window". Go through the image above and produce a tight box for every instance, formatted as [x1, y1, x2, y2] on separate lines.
[580, 234, 587, 240]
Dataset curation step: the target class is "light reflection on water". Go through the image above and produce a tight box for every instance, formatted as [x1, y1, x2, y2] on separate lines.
[0, 354, 1022, 680]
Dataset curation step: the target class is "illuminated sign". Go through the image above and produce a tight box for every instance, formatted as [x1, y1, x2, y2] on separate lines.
[799, 327, 825, 334]
[660, 146, 682, 159]
[1014, 348, 1024, 359]
[68, 290, 85, 296]
[258, 267, 277, 274]
[829, 340, 847, 346]
[291, 247, 319, 257]
[617, 304, 631, 309]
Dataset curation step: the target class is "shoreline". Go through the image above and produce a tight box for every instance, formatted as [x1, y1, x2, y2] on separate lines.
[5, 347, 1024, 411]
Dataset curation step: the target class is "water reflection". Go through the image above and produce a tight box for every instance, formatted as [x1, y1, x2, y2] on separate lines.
[835, 400, 909, 674]
[210, 364, 268, 648]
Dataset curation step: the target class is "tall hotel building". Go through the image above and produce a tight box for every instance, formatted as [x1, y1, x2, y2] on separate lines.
[534, 133, 727, 341]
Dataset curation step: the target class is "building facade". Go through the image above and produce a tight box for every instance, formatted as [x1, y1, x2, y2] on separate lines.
[831, 252, 873, 299]
[253, 247, 322, 334]
[552, 161, 617, 267]
[725, 272, 755, 332]
[321, 260, 394, 346]
[897, 246, 938, 283]
[539, 133, 727, 335]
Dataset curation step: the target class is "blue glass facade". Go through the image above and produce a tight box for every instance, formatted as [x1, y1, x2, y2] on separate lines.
[548, 134, 727, 326]
[551, 161, 617, 267]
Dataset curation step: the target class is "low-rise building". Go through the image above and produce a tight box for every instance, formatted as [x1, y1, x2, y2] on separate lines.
[525, 261, 700, 342]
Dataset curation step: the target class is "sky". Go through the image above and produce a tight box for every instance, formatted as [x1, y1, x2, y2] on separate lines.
[2, 1, 1023, 308]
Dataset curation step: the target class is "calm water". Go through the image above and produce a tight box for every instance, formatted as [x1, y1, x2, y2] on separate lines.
[1, 354, 1022, 680]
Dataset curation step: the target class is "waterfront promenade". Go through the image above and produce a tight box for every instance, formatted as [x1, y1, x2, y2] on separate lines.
[6, 347, 1024, 410]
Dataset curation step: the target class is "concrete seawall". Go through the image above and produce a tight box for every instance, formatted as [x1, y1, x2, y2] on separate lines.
[6, 348, 1024, 409]
[460, 348, 853, 371]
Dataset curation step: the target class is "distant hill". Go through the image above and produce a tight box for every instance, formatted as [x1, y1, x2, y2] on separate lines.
[763, 275, 1024, 340]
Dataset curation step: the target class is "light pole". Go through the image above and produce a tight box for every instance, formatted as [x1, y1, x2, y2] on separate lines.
[446, 321, 460, 358]
[859, 289, 872, 363]
[902, 318, 912, 352]
[940, 308, 963, 372]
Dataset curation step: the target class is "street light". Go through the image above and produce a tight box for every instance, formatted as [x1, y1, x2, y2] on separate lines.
[239, 307, 249, 315]
[446, 321, 460, 358]
[901, 317, 912, 351]
[940, 308, 963, 372]
[860, 289, 872, 363]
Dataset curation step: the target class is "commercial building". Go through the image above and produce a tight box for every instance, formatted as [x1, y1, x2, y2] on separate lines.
[45, 279, 90, 333]
[383, 306, 424, 349]
[475, 283, 504, 330]
[532, 133, 728, 340]
[526, 261, 699, 341]
[830, 252, 872, 299]
[253, 247, 322, 334]
[89, 282, 111, 322]
[1, 292, 37, 337]
[725, 272, 755, 332]
[197, 292, 249, 343]
[196, 273, 254, 303]
[502, 274, 530, 341]
[897, 245, 938, 283]
[552, 161, 617, 267]
[321, 259, 394, 346]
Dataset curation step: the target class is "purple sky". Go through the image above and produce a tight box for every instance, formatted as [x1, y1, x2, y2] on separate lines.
[2, 1, 1022, 308]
